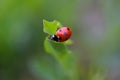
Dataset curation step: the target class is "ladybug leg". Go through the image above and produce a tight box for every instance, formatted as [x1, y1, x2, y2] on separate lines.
[57, 36, 62, 42]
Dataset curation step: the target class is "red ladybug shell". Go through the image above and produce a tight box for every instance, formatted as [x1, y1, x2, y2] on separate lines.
[56, 27, 72, 42]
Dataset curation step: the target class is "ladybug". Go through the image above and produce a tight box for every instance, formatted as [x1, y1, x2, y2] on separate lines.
[50, 27, 72, 42]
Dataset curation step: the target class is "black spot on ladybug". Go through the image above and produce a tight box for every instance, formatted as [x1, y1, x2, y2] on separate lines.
[67, 28, 70, 30]
[59, 29, 62, 32]
[64, 32, 67, 36]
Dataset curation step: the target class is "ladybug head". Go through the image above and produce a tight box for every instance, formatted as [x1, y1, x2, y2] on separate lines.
[49, 34, 59, 42]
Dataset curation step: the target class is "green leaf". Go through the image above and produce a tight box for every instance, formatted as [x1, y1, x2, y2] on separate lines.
[43, 20, 76, 80]
[43, 20, 74, 71]
[43, 20, 62, 34]
[64, 39, 73, 45]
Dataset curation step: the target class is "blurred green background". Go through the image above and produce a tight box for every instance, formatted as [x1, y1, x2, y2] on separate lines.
[0, 0, 120, 80]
